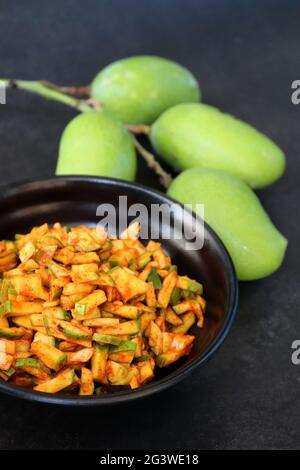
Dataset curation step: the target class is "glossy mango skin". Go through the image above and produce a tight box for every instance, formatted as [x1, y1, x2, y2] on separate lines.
[151, 103, 286, 188]
[90, 56, 201, 125]
[56, 111, 137, 181]
[167, 168, 287, 280]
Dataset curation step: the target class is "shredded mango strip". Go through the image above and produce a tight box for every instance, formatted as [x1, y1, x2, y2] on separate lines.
[0, 222, 206, 394]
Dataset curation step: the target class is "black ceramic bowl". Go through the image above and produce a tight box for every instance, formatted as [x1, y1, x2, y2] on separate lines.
[0, 176, 238, 406]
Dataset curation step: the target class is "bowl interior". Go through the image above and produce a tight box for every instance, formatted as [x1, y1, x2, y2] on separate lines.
[0, 177, 238, 404]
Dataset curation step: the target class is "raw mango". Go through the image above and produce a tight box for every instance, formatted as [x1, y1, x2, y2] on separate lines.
[167, 168, 287, 280]
[151, 103, 286, 188]
[90, 56, 200, 125]
[56, 111, 137, 181]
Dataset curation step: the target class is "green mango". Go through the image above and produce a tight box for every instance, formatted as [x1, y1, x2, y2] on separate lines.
[56, 111, 136, 181]
[167, 168, 287, 280]
[90, 56, 200, 125]
[151, 103, 286, 188]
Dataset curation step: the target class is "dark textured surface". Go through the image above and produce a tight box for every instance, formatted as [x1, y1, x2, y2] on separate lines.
[0, 0, 298, 450]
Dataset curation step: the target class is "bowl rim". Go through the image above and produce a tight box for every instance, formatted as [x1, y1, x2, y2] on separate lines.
[0, 175, 239, 406]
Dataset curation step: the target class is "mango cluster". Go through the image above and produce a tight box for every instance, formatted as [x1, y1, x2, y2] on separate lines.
[56, 56, 287, 281]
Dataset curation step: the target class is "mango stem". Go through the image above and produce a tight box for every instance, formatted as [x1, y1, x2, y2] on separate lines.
[133, 137, 173, 188]
[0, 79, 94, 113]
[126, 124, 151, 135]
[42, 81, 90, 97]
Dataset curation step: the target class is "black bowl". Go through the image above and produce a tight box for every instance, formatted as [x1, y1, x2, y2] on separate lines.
[0, 176, 238, 406]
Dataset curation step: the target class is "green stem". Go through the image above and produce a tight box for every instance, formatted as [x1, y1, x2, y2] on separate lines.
[126, 124, 151, 135]
[133, 137, 173, 189]
[43, 81, 90, 97]
[1, 79, 93, 113]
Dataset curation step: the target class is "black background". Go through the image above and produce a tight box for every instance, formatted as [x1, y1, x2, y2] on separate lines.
[0, 0, 299, 450]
